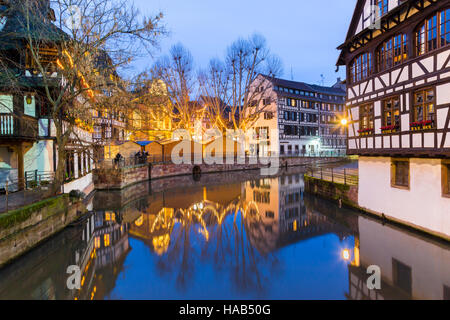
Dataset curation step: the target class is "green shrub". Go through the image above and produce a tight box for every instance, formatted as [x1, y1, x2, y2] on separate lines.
[69, 189, 85, 200]
[40, 180, 50, 187]
[28, 181, 38, 189]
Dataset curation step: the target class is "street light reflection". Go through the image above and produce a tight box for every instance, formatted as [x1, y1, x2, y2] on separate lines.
[341, 249, 351, 261]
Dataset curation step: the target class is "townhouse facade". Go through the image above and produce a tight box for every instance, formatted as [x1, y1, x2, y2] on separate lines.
[248, 76, 347, 157]
[337, 0, 450, 238]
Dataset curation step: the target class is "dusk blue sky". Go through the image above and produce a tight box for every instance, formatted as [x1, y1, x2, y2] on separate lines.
[132, 0, 356, 87]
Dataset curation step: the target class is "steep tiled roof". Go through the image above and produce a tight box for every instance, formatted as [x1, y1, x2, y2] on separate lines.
[0, 2, 67, 45]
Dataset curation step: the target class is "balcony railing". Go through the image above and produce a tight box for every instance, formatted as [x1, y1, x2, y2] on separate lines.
[306, 167, 358, 186]
[0, 114, 38, 139]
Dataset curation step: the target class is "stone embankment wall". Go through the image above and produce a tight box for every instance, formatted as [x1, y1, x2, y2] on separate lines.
[0, 195, 86, 267]
[94, 157, 346, 190]
[304, 175, 358, 207]
[93, 164, 150, 190]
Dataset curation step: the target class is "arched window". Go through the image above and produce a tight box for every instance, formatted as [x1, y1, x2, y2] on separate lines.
[350, 52, 373, 83]
[377, 34, 408, 71]
[416, 8, 450, 56]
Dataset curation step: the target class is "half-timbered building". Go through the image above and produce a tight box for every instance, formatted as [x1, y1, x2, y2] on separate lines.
[337, 0, 450, 238]
[249, 75, 347, 157]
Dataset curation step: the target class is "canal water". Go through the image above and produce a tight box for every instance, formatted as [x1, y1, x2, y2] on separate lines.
[0, 168, 449, 300]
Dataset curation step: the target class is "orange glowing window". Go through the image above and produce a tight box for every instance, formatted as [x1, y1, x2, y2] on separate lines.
[94, 237, 100, 249]
[104, 234, 110, 247]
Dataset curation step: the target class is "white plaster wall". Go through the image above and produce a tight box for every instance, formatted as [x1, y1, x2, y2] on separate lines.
[437, 82, 450, 106]
[64, 172, 93, 195]
[358, 216, 450, 300]
[24, 140, 54, 173]
[358, 157, 450, 237]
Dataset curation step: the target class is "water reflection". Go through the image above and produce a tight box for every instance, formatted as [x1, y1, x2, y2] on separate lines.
[347, 216, 450, 300]
[0, 170, 449, 300]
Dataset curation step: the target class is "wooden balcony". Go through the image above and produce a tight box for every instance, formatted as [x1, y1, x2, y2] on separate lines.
[0, 114, 38, 140]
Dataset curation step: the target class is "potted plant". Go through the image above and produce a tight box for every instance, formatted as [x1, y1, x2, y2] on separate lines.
[381, 124, 399, 134]
[358, 128, 374, 136]
[410, 120, 434, 131]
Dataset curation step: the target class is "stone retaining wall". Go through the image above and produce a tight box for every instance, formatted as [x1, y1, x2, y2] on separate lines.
[304, 175, 358, 207]
[0, 196, 86, 267]
[93, 157, 346, 190]
[93, 164, 150, 190]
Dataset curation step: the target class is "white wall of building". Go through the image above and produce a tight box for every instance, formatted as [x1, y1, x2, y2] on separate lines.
[64, 172, 94, 196]
[24, 140, 54, 173]
[358, 215, 450, 299]
[358, 156, 450, 237]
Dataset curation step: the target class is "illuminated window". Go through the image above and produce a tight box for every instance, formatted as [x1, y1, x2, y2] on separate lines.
[359, 104, 374, 131]
[104, 234, 110, 247]
[391, 159, 409, 189]
[413, 88, 435, 123]
[350, 52, 373, 83]
[382, 96, 400, 127]
[377, 34, 408, 71]
[416, 9, 450, 56]
[94, 237, 100, 249]
[25, 45, 58, 73]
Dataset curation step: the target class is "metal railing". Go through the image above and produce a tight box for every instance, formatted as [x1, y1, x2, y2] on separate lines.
[279, 151, 347, 158]
[306, 167, 358, 186]
[0, 171, 56, 214]
[0, 113, 38, 138]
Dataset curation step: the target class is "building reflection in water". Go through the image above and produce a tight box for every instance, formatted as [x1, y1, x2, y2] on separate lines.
[71, 210, 131, 300]
[126, 173, 355, 294]
[346, 215, 450, 300]
[0, 208, 130, 300]
[0, 171, 449, 299]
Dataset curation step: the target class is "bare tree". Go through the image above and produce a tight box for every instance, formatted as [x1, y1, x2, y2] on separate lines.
[199, 34, 283, 131]
[151, 36, 282, 140]
[151, 43, 205, 136]
[0, 0, 166, 193]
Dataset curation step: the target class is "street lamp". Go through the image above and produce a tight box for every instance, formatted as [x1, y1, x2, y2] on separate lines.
[26, 94, 33, 105]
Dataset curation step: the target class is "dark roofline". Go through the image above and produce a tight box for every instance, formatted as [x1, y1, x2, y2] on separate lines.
[265, 75, 345, 96]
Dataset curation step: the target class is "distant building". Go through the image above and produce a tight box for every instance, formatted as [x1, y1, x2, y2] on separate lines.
[129, 80, 173, 143]
[248, 75, 347, 157]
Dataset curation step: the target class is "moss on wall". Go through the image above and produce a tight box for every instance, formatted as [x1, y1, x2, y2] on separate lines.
[0, 194, 69, 229]
[304, 175, 355, 205]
